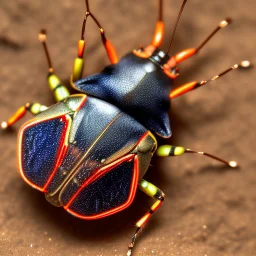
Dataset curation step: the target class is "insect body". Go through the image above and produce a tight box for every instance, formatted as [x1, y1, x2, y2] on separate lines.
[2, 0, 249, 255]
[19, 94, 155, 218]
[19, 45, 171, 221]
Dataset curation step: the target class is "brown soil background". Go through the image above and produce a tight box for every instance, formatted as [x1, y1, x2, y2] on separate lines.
[0, 1, 255, 256]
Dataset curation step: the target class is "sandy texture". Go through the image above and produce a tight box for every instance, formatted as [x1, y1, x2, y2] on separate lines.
[0, 0, 255, 255]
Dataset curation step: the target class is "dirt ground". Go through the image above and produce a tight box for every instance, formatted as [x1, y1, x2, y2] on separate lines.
[0, 1, 255, 256]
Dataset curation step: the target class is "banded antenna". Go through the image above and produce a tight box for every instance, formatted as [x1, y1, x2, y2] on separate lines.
[170, 64, 239, 99]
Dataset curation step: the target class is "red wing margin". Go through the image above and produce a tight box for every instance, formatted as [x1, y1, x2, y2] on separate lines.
[65, 154, 139, 219]
[18, 114, 71, 192]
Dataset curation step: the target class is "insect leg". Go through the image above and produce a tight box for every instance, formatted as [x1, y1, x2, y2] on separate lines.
[127, 179, 165, 256]
[71, 1, 118, 82]
[151, 0, 164, 47]
[156, 145, 238, 168]
[1, 103, 47, 129]
[133, 0, 165, 59]
[169, 63, 239, 99]
[38, 30, 70, 102]
[165, 18, 231, 67]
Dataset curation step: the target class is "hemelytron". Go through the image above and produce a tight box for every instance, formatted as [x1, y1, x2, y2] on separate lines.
[1, 0, 251, 255]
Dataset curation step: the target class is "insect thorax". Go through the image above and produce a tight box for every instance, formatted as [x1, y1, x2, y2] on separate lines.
[75, 51, 173, 138]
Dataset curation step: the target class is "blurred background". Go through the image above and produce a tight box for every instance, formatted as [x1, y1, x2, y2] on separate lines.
[0, 0, 255, 255]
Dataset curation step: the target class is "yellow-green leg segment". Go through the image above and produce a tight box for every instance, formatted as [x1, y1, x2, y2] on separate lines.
[127, 179, 165, 256]
[71, 2, 119, 83]
[1, 103, 47, 129]
[48, 73, 70, 102]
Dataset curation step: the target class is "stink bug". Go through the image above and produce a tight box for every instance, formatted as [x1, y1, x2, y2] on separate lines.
[1, 0, 250, 255]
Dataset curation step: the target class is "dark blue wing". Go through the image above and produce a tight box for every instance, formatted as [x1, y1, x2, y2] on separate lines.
[65, 154, 138, 219]
[19, 114, 71, 191]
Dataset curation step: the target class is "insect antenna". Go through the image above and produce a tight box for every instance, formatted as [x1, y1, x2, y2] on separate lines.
[196, 18, 231, 53]
[200, 64, 239, 84]
[168, 18, 232, 66]
[170, 64, 239, 99]
[38, 29, 54, 74]
[167, 0, 188, 55]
